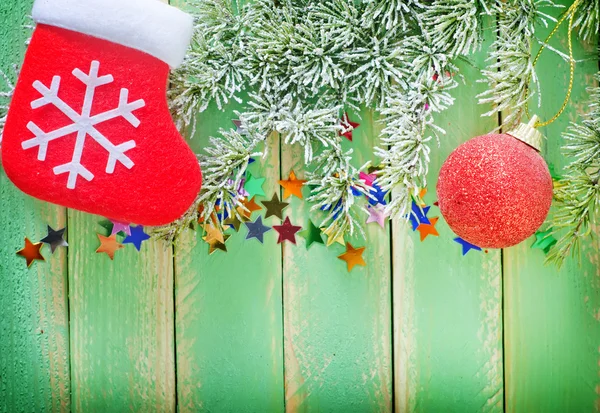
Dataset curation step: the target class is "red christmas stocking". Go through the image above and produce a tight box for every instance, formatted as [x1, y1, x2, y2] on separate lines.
[2, 0, 202, 226]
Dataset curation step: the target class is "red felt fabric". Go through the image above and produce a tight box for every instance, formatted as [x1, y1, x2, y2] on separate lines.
[2, 24, 202, 226]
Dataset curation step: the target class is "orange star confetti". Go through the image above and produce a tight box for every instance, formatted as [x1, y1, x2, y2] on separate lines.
[95, 234, 124, 260]
[279, 171, 306, 200]
[337, 242, 366, 272]
[238, 196, 262, 219]
[416, 217, 440, 241]
[16, 237, 45, 267]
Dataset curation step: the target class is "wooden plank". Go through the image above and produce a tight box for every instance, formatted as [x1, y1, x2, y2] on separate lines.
[68, 210, 175, 412]
[67, 1, 175, 411]
[282, 109, 392, 412]
[0, 0, 71, 412]
[173, 104, 284, 411]
[393, 23, 504, 412]
[503, 2, 600, 411]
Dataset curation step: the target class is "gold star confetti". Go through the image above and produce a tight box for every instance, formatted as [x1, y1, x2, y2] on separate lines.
[322, 226, 345, 246]
[203, 233, 231, 255]
[203, 222, 225, 244]
[261, 193, 289, 219]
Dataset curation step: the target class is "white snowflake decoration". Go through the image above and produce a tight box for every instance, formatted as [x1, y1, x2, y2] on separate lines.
[22, 60, 145, 189]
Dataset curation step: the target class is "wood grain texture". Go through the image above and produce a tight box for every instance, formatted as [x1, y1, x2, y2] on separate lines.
[503, 2, 600, 411]
[282, 109, 392, 413]
[0, 0, 71, 412]
[68, 210, 175, 412]
[173, 101, 285, 412]
[67, 1, 175, 411]
[393, 22, 504, 412]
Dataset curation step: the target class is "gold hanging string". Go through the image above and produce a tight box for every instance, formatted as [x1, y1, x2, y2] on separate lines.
[525, 0, 581, 128]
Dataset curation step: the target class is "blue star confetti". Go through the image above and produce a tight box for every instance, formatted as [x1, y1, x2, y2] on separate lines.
[453, 237, 482, 256]
[123, 226, 151, 251]
[408, 201, 431, 231]
[245, 216, 271, 243]
[368, 183, 388, 205]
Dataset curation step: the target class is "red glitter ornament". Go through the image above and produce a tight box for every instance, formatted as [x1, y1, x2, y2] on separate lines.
[437, 117, 553, 249]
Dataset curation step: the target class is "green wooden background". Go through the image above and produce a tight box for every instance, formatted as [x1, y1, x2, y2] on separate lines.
[1, 1, 599, 412]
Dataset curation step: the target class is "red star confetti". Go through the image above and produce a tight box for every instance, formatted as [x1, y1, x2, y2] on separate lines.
[273, 217, 302, 244]
[340, 112, 360, 141]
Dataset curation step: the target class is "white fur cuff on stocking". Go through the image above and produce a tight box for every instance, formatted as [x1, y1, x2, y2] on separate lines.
[32, 0, 193, 68]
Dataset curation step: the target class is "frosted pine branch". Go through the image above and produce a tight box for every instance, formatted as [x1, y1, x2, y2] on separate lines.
[547, 74, 600, 266]
[573, 0, 600, 41]
[547, 171, 600, 267]
[306, 147, 372, 240]
[165, 0, 531, 239]
[361, 0, 422, 32]
[376, 72, 456, 218]
[154, 127, 264, 241]
[420, 0, 487, 58]
[478, 0, 559, 130]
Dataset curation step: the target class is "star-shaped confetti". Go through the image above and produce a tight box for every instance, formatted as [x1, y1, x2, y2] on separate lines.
[261, 193, 289, 219]
[244, 173, 266, 198]
[232, 119, 247, 135]
[96, 234, 124, 260]
[454, 237, 482, 256]
[203, 233, 231, 255]
[17, 237, 45, 267]
[340, 112, 360, 141]
[279, 171, 307, 200]
[359, 171, 377, 187]
[338, 242, 366, 272]
[531, 228, 557, 255]
[408, 201, 431, 231]
[239, 196, 262, 219]
[40, 225, 68, 253]
[123, 226, 151, 251]
[322, 225, 345, 246]
[299, 219, 325, 249]
[245, 216, 272, 243]
[273, 217, 302, 244]
[416, 217, 439, 241]
[368, 183, 388, 205]
[203, 222, 225, 244]
[366, 205, 389, 228]
[224, 215, 243, 232]
[110, 219, 131, 236]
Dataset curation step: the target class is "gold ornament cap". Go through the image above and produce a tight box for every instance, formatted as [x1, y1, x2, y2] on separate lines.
[506, 115, 544, 152]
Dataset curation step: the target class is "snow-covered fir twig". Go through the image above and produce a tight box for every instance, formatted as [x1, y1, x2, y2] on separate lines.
[547, 73, 600, 267]
[306, 146, 372, 240]
[162, 0, 518, 240]
[375, 71, 457, 218]
[478, 0, 560, 130]
[154, 126, 265, 241]
[573, 0, 600, 41]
